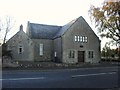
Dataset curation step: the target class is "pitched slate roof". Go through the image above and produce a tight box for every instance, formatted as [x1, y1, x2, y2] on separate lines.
[29, 23, 62, 39]
[54, 18, 78, 38]
[28, 16, 81, 39]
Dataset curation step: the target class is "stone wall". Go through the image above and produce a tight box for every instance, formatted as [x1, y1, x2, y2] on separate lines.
[53, 37, 62, 62]
[6, 30, 34, 61]
[32, 39, 54, 62]
[62, 17, 101, 64]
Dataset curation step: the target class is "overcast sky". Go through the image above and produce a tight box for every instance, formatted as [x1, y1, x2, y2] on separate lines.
[0, 0, 112, 49]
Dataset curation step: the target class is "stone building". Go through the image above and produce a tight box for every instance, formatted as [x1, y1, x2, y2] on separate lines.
[6, 16, 101, 64]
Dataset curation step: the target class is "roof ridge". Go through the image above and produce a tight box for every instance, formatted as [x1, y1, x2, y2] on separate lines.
[28, 16, 84, 39]
[30, 22, 62, 27]
[53, 17, 80, 39]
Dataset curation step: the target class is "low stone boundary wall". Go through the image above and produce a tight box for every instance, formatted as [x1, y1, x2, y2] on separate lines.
[2, 61, 119, 70]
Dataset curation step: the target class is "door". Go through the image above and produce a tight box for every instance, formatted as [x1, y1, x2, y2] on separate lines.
[78, 51, 85, 62]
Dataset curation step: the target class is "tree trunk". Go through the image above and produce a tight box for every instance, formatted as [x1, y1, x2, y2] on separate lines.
[3, 29, 7, 44]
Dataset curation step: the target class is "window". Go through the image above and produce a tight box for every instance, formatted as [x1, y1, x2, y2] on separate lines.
[18, 45, 23, 54]
[75, 36, 77, 42]
[82, 36, 85, 42]
[71, 51, 75, 58]
[39, 44, 43, 56]
[69, 51, 72, 58]
[69, 50, 75, 58]
[88, 51, 93, 58]
[54, 52, 57, 57]
[78, 36, 80, 41]
[80, 36, 82, 42]
[85, 37, 88, 42]
[75, 35, 88, 43]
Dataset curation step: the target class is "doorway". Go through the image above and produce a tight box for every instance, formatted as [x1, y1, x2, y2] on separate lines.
[78, 51, 85, 62]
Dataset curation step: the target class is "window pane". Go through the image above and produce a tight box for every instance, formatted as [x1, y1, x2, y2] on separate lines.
[85, 37, 88, 42]
[72, 51, 75, 58]
[80, 36, 82, 42]
[19, 48, 22, 54]
[92, 51, 93, 58]
[40, 44, 43, 55]
[69, 51, 71, 58]
[69, 51, 75, 58]
[18, 45, 23, 54]
[88, 51, 93, 58]
[54, 52, 57, 57]
[88, 51, 90, 58]
[78, 36, 80, 41]
[83, 36, 85, 42]
[75, 36, 88, 43]
[75, 36, 77, 42]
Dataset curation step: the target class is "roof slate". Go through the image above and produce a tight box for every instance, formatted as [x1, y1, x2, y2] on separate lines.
[28, 16, 80, 39]
[54, 18, 78, 38]
[29, 23, 62, 39]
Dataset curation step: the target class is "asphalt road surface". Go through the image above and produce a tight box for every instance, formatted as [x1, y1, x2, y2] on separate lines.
[2, 66, 120, 88]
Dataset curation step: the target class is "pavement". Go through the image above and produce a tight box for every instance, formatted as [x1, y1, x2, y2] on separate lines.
[2, 65, 120, 88]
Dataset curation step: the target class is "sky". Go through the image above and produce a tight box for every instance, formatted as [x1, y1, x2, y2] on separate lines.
[0, 0, 113, 49]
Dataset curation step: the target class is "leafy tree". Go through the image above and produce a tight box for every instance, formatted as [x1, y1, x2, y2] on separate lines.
[101, 43, 111, 58]
[101, 43, 119, 61]
[89, 0, 120, 59]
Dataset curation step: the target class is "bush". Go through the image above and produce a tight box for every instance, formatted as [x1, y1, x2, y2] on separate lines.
[2, 43, 13, 62]
[101, 58, 120, 62]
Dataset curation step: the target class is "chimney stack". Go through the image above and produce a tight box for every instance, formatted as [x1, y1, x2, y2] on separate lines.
[20, 24, 23, 31]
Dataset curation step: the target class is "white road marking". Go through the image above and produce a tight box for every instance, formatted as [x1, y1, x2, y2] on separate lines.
[72, 72, 117, 78]
[70, 66, 118, 71]
[0, 77, 45, 81]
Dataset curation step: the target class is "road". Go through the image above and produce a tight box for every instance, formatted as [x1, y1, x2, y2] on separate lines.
[2, 66, 120, 88]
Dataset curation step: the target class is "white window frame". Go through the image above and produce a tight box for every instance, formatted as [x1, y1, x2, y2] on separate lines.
[78, 36, 80, 42]
[39, 44, 43, 56]
[75, 35, 88, 43]
[75, 35, 77, 42]
[80, 36, 82, 42]
[85, 36, 88, 42]
[83, 36, 85, 42]
[88, 51, 94, 58]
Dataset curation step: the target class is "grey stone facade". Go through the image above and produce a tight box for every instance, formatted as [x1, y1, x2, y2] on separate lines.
[32, 39, 54, 62]
[6, 16, 101, 64]
[6, 25, 34, 61]
[61, 17, 100, 63]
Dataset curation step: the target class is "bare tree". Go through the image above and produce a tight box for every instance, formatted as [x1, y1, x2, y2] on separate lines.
[0, 16, 15, 44]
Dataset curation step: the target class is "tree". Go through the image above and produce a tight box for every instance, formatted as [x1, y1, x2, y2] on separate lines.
[2, 43, 13, 62]
[101, 43, 118, 57]
[0, 16, 15, 62]
[0, 16, 15, 44]
[101, 42, 119, 62]
[89, 0, 120, 59]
